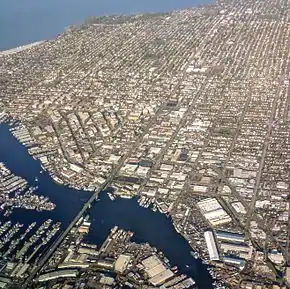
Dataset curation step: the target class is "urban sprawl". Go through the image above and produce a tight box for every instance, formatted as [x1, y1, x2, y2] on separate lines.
[0, 0, 290, 288]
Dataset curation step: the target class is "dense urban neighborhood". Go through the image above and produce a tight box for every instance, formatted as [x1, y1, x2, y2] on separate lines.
[0, 0, 290, 288]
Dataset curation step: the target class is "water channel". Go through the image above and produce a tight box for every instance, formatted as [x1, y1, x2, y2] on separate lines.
[0, 1, 216, 287]
[0, 123, 213, 288]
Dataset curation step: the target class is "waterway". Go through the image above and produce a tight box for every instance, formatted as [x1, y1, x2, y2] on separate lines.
[0, 123, 91, 228]
[0, 0, 214, 50]
[0, 122, 214, 288]
[1, 0, 215, 287]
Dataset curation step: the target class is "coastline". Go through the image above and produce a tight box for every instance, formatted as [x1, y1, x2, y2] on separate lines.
[0, 121, 214, 288]
[0, 41, 45, 57]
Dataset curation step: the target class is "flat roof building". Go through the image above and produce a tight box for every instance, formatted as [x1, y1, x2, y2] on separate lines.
[220, 242, 252, 260]
[197, 198, 232, 227]
[216, 231, 245, 243]
[149, 269, 174, 286]
[204, 231, 219, 261]
[223, 256, 246, 269]
[115, 254, 131, 273]
[58, 262, 90, 269]
[142, 255, 174, 286]
[37, 270, 78, 282]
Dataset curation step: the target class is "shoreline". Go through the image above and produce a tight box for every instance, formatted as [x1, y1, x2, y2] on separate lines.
[0, 0, 215, 52]
[0, 41, 45, 57]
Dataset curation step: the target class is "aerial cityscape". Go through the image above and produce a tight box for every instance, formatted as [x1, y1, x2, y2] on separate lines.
[0, 0, 290, 288]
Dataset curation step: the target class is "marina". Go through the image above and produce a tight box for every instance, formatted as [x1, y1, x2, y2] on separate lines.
[0, 122, 213, 288]
[0, 0, 290, 287]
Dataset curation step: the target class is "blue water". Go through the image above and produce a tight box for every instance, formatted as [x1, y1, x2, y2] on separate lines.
[0, 123, 214, 288]
[88, 195, 214, 288]
[0, 0, 214, 287]
[0, 123, 90, 227]
[0, 0, 213, 50]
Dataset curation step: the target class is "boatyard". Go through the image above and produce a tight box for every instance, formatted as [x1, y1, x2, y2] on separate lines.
[33, 217, 199, 289]
[0, 123, 214, 289]
[1, 0, 290, 288]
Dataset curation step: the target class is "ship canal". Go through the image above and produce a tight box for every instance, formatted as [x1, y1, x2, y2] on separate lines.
[0, 123, 213, 288]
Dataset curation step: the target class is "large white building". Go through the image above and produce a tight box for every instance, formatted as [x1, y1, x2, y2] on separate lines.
[204, 231, 219, 261]
[149, 269, 174, 286]
[197, 198, 232, 226]
[37, 270, 78, 282]
[115, 254, 131, 273]
[142, 255, 174, 286]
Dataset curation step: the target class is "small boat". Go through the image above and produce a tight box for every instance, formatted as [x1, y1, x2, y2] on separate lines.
[190, 251, 199, 259]
[171, 266, 178, 273]
[107, 192, 116, 201]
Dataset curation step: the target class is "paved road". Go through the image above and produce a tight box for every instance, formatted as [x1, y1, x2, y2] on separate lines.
[286, 202, 290, 265]
[23, 180, 108, 287]
[23, 92, 171, 287]
[245, 94, 278, 231]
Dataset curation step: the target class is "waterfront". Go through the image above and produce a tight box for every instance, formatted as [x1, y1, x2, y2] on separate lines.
[87, 194, 214, 288]
[0, 123, 213, 287]
[0, 0, 213, 50]
[0, 1, 216, 286]
[0, 123, 90, 228]
[1, 0, 290, 287]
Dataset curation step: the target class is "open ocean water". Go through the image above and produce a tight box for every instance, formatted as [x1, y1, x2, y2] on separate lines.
[0, 0, 213, 50]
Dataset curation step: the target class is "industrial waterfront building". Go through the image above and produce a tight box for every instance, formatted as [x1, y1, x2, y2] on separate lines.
[204, 231, 219, 261]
